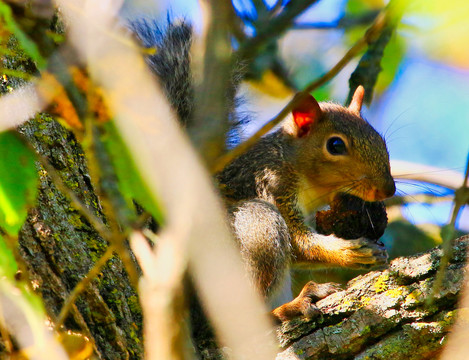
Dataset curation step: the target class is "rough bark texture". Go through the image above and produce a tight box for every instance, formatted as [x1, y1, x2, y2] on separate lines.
[276, 235, 468, 360]
[17, 115, 143, 359]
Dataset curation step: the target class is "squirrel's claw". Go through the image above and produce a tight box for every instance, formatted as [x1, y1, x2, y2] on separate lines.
[339, 237, 388, 269]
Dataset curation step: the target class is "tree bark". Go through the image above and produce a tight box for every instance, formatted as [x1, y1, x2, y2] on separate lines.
[17, 115, 143, 360]
[276, 235, 468, 360]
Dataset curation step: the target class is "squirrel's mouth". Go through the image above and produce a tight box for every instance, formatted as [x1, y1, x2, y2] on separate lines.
[359, 184, 396, 202]
[363, 188, 387, 202]
[348, 178, 396, 202]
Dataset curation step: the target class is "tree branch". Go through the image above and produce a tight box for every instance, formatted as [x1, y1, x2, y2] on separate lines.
[236, 0, 319, 59]
[276, 236, 468, 359]
[191, 0, 235, 164]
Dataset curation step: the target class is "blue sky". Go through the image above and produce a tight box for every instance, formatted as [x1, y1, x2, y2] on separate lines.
[369, 56, 469, 230]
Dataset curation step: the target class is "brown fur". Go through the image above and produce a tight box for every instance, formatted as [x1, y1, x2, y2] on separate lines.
[217, 93, 395, 321]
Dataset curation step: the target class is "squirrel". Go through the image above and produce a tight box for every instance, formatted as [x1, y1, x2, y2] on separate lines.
[218, 88, 395, 321]
[131, 19, 395, 324]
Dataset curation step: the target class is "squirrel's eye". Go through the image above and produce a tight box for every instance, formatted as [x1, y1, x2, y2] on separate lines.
[326, 137, 347, 155]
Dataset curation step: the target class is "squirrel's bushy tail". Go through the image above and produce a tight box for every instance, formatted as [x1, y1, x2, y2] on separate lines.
[130, 19, 194, 128]
[130, 18, 249, 146]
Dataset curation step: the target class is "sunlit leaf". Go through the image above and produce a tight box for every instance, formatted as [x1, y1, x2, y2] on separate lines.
[247, 70, 294, 98]
[0, 131, 38, 235]
[406, 0, 469, 68]
[101, 121, 164, 224]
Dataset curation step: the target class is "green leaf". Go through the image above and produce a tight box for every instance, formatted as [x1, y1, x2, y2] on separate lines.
[0, 2, 46, 69]
[101, 121, 164, 224]
[346, 0, 385, 15]
[0, 235, 17, 279]
[0, 131, 38, 235]
[374, 31, 405, 94]
[347, 26, 394, 105]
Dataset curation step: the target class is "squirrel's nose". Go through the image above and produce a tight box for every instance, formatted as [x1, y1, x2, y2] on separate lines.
[382, 178, 396, 198]
[370, 178, 395, 201]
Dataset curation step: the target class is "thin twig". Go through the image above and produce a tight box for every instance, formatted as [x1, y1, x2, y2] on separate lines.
[55, 211, 150, 329]
[236, 0, 319, 59]
[55, 245, 115, 329]
[428, 154, 469, 305]
[211, 10, 389, 174]
[269, 0, 284, 16]
[293, 11, 380, 30]
[391, 159, 465, 191]
[191, 0, 235, 164]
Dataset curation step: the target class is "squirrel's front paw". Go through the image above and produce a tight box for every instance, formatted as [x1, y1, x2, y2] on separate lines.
[338, 237, 388, 269]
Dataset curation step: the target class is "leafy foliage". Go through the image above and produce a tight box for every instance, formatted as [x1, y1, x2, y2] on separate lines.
[0, 131, 37, 235]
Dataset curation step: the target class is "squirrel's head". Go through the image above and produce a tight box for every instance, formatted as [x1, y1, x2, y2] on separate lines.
[283, 86, 395, 205]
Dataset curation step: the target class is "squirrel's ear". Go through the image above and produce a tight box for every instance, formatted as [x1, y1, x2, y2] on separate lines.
[291, 93, 322, 138]
[349, 85, 365, 114]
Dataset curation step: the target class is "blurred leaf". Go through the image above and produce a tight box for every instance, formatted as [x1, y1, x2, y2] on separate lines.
[0, 131, 38, 235]
[292, 64, 332, 102]
[309, 85, 333, 103]
[247, 69, 294, 98]
[101, 121, 164, 224]
[0, 279, 67, 359]
[381, 220, 443, 259]
[374, 30, 405, 94]
[0, 234, 17, 279]
[57, 331, 94, 360]
[405, 0, 469, 68]
[39, 72, 83, 130]
[347, 0, 385, 15]
[0, 2, 46, 69]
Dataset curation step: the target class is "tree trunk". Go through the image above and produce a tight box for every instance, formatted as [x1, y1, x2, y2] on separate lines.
[17, 115, 143, 359]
